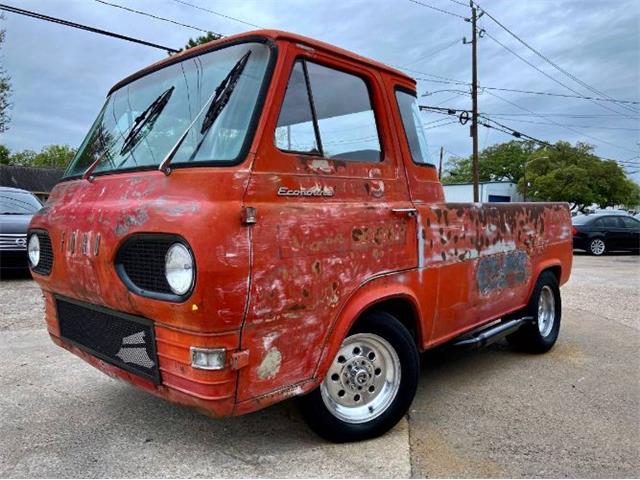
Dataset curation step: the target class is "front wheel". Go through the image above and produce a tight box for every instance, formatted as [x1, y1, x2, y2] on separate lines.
[299, 311, 419, 442]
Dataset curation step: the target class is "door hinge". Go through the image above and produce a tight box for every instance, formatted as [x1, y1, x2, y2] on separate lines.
[230, 350, 250, 370]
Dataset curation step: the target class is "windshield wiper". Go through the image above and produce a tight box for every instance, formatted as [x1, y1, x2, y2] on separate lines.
[82, 86, 175, 180]
[119, 86, 175, 157]
[158, 51, 251, 175]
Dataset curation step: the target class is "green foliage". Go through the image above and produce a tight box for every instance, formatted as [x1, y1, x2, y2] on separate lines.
[442, 140, 640, 211]
[0, 144, 76, 169]
[170, 32, 223, 56]
[0, 15, 12, 134]
[442, 140, 537, 185]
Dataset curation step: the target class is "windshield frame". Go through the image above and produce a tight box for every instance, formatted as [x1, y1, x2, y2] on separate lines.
[62, 35, 278, 181]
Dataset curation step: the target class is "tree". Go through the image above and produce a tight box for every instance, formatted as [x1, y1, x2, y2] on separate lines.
[442, 140, 537, 185]
[0, 144, 9, 164]
[442, 140, 640, 212]
[0, 144, 76, 169]
[0, 15, 12, 133]
[170, 32, 223, 56]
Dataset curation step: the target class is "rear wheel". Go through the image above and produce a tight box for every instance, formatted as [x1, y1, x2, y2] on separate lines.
[588, 237, 606, 256]
[299, 311, 419, 442]
[507, 271, 561, 353]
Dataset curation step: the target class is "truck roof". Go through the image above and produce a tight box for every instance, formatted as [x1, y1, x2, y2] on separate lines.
[110, 29, 415, 95]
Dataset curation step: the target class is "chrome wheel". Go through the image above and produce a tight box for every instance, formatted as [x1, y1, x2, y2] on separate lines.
[320, 333, 401, 424]
[590, 238, 605, 255]
[538, 285, 555, 337]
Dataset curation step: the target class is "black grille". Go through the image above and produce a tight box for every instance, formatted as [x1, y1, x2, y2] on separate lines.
[31, 230, 53, 275]
[120, 236, 173, 293]
[56, 297, 160, 383]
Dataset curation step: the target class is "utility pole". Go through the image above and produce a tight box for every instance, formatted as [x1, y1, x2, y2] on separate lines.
[470, 1, 480, 203]
[438, 146, 444, 179]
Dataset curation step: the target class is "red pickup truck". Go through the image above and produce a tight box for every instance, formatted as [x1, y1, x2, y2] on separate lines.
[28, 30, 572, 442]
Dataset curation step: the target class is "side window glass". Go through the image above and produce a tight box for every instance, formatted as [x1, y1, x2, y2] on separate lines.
[395, 90, 433, 165]
[593, 219, 603, 228]
[620, 217, 639, 228]
[275, 61, 319, 154]
[603, 217, 622, 228]
[275, 59, 381, 162]
[306, 62, 381, 162]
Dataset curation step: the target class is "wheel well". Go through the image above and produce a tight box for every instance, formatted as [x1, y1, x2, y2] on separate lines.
[352, 297, 420, 345]
[542, 265, 561, 284]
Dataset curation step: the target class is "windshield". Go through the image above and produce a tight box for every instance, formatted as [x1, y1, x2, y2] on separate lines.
[0, 191, 42, 214]
[64, 41, 272, 178]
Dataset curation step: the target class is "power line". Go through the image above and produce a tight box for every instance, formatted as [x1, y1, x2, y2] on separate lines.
[169, 0, 263, 29]
[0, 3, 178, 53]
[486, 116, 639, 132]
[403, 38, 461, 67]
[94, 0, 222, 36]
[420, 104, 639, 163]
[412, 72, 640, 106]
[473, 0, 639, 114]
[407, 0, 467, 19]
[484, 90, 638, 155]
[483, 31, 638, 119]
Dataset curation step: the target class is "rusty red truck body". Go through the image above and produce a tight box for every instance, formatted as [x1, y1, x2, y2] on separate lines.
[28, 30, 572, 441]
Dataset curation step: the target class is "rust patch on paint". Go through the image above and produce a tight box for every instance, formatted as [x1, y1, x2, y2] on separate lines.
[476, 249, 530, 296]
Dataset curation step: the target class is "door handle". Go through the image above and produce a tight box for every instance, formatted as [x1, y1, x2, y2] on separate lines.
[391, 207, 417, 217]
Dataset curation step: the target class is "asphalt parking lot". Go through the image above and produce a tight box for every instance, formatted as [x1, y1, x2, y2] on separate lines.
[1, 253, 638, 478]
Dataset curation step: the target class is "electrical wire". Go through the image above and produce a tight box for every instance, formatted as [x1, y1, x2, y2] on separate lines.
[94, 0, 221, 36]
[0, 3, 178, 53]
[403, 38, 461, 67]
[473, 0, 638, 114]
[169, 0, 263, 29]
[483, 31, 637, 119]
[420, 104, 639, 163]
[407, 0, 467, 19]
[484, 90, 638, 155]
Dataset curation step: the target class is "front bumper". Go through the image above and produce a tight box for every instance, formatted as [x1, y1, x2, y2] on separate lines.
[0, 250, 29, 270]
[43, 292, 239, 417]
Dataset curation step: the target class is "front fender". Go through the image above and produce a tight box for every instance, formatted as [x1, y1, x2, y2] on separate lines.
[312, 272, 423, 384]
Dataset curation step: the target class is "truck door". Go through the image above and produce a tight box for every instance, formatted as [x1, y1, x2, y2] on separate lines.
[237, 49, 417, 402]
[388, 86, 479, 341]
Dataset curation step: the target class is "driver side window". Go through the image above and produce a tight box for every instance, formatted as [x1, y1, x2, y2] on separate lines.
[275, 59, 381, 162]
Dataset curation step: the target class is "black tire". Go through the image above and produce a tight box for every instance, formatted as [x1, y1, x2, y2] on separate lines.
[588, 237, 606, 256]
[299, 311, 419, 442]
[507, 271, 561, 353]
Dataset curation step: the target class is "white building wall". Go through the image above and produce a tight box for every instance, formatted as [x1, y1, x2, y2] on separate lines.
[442, 182, 523, 203]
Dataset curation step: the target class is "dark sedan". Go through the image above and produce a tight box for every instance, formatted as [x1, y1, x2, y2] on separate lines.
[572, 213, 640, 255]
[0, 187, 43, 271]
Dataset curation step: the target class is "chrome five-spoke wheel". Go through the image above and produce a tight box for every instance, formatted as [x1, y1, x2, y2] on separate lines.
[321, 333, 401, 424]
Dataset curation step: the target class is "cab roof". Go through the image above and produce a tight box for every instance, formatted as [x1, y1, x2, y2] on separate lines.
[109, 29, 415, 94]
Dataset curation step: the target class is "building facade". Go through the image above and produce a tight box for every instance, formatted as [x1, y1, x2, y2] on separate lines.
[443, 181, 523, 203]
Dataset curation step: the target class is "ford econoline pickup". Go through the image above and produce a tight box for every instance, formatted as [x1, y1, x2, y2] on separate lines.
[28, 30, 572, 442]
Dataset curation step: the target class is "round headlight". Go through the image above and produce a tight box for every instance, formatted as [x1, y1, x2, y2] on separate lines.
[165, 243, 194, 296]
[28, 234, 40, 268]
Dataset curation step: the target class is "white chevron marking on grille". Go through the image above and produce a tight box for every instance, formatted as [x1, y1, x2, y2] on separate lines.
[115, 331, 155, 368]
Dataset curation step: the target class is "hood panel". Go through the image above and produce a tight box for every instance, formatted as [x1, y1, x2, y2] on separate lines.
[30, 167, 252, 332]
[0, 214, 33, 234]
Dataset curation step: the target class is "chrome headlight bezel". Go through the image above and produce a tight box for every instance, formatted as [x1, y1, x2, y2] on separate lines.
[115, 234, 196, 302]
[165, 242, 195, 296]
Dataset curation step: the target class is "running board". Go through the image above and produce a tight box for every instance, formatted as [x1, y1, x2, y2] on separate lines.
[451, 316, 534, 350]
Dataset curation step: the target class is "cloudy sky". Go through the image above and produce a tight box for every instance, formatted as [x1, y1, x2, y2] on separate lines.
[1, 0, 638, 177]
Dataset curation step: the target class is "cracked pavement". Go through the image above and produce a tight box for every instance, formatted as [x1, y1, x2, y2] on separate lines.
[1, 253, 638, 477]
